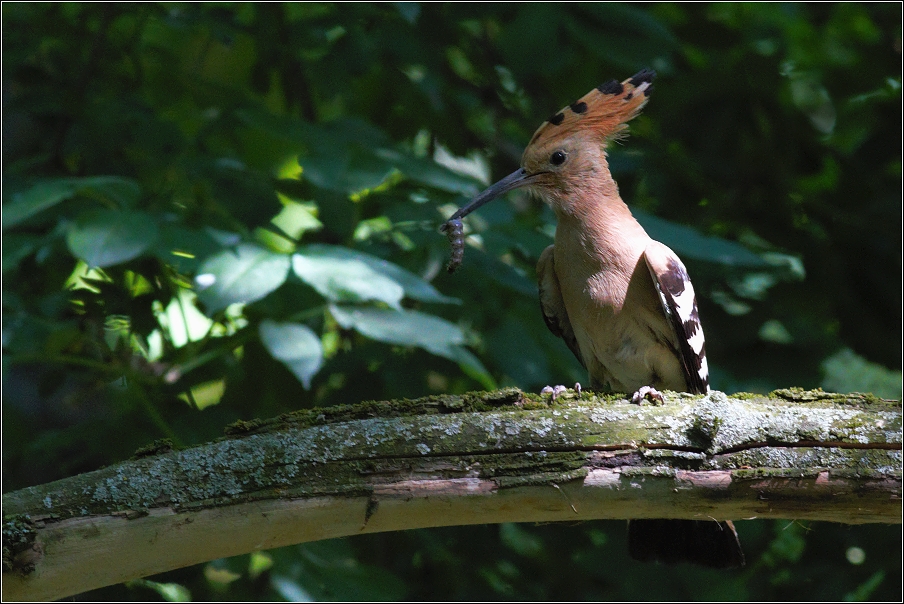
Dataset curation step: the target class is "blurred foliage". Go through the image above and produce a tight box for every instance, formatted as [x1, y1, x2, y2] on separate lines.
[2, 2, 901, 601]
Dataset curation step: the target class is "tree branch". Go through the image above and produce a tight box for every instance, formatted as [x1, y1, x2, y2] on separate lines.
[3, 388, 901, 601]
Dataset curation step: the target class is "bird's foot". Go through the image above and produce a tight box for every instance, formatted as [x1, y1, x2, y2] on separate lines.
[541, 385, 567, 401]
[541, 383, 582, 401]
[631, 386, 664, 405]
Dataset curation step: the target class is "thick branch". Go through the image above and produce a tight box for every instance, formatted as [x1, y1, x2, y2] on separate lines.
[3, 388, 901, 601]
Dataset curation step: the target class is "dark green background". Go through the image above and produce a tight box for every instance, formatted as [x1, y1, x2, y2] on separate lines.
[3, 3, 901, 601]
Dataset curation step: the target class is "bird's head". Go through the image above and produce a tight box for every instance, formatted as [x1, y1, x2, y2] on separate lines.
[446, 69, 655, 221]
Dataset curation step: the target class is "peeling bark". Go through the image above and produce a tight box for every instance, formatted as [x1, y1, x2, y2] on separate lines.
[3, 388, 901, 601]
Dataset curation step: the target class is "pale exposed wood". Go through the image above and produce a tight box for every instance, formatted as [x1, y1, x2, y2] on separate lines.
[3, 389, 901, 601]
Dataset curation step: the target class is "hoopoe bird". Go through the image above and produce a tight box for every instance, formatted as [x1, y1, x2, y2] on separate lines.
[443, 70, 744, 568]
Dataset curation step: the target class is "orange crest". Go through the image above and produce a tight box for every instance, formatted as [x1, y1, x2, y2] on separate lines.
[528, 69, 655, 147]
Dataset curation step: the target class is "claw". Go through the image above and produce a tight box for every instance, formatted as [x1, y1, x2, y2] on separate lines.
[541, 384, 568, 401]
[631, 386, 664, 404]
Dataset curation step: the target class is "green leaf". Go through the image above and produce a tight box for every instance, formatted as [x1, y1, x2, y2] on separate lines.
[3, 176, 141, 230]
[631, 209, 768, 267]
[443, 345, 496, 390]
[248, 551, 274, 579]
[329, 304, 465, 355]
[293, 250, 405, 309]
[500, 523, 545, 558]
[300, 144, 396, 194]
[763, 521, 807, 566]
[157, 290, 214, 347]
[195, 244, 291, 312]
[456, 248, 537, 297]
[272, 541, 407, 601]
[4, 180, 76, 230]
[579, 3, 678, 45]
[302, 244, 458, 304]
[128, 579, 191, 602]
[394, 1, 420, 24]
[845, 570, 886, 602]
[487, 316, 551, 386]
[206, 160, 282, 229]
[330, 305, 490, 385]
[271, 577, 313, 602]
[66, 209, 158, 268]
[236, 111, 390, 150]
[154, 223, 222, 273]
[2, 234, 40, 273]
[375, 148, 481, 196]
[239, 109, 480, 196]
[787, 71, 836, 134]
[259, 320, 324, 389]
[74, 175, 142, 206]
[821, 348, 903, 400]
[271, 200, 323, 239]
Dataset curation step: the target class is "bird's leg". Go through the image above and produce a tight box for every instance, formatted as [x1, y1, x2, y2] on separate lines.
[631, 386, 664, 405]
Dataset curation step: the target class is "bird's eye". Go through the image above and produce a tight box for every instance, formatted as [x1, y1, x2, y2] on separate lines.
[550, 150, 567, 166]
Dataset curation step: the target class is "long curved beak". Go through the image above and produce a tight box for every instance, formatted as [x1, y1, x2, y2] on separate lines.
[447, 168, 538, 221]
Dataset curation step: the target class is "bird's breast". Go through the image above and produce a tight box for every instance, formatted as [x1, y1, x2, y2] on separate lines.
[552, 235, 684, 392]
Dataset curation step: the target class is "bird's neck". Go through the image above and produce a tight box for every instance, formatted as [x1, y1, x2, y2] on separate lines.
[553, 194, 650, 266]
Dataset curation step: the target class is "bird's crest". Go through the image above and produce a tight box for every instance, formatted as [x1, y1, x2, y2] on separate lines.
[528, 69, 655, 147]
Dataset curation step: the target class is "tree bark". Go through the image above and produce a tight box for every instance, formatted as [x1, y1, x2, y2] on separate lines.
[3, 388, 901, 601]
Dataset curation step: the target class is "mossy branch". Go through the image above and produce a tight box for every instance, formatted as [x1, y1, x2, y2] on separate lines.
[3, 388, 901, 601]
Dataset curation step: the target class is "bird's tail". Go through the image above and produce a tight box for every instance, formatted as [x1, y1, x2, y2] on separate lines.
[627, 519, 745, 569]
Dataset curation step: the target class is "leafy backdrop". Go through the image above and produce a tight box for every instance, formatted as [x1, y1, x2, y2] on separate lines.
[3, 3, 901, 601]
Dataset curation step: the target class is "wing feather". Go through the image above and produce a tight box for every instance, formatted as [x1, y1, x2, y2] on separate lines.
[537, 245, 585, 369]
[643, 241, 709, 394]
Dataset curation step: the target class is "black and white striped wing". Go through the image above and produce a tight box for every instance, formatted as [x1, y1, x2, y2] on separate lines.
[643, 241, 709, 395]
